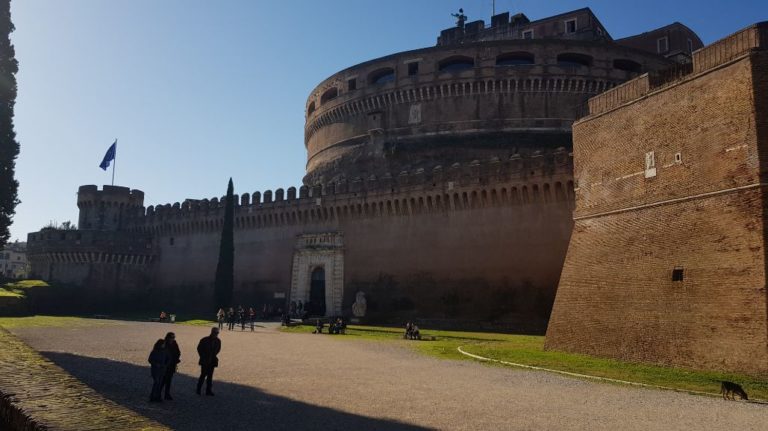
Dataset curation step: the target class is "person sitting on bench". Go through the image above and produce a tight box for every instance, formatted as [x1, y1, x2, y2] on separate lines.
[312, 319, 324, 334]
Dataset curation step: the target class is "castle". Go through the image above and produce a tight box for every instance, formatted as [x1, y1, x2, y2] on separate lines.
[30, 8, 768, 376]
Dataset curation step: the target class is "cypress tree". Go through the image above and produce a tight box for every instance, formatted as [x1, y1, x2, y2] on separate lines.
[214, 178, 235, 309]
[0, 0, 19, 248]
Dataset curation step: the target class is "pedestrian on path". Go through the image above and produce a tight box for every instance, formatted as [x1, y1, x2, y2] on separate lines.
[196, 327, 222, 396]
[216, 308, 225, 330]
[160, 332, 181, 400]
[148, 339, 169, 402]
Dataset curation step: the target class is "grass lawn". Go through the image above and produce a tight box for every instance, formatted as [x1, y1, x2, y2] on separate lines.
[0, 315, 107, 328]
[282, 324, 768, 400]
[3, 280, 50, 290]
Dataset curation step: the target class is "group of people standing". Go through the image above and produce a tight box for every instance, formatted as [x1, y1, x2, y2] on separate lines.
[147, 332, 181, 402]
[147, 327, 222, 402]
[217, 306, 257, 331]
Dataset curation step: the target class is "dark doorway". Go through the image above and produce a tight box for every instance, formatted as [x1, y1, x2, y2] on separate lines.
[309, 267, 326, 316]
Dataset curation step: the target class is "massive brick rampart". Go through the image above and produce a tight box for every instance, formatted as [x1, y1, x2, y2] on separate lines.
[546, 23, 768, 374]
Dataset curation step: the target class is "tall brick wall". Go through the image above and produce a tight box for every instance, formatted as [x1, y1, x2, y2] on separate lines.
[148, 173, 574, 327]
[546, 35, 768, 374]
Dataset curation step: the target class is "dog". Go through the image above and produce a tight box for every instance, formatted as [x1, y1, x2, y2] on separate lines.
[721, 381, 748, 400]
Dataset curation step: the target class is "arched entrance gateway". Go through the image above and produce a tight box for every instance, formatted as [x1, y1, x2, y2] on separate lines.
[308, 267, 326, 316]
[290, 232, 344, 317]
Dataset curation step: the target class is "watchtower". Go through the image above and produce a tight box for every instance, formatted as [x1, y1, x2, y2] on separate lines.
[77, 185, 145, 231]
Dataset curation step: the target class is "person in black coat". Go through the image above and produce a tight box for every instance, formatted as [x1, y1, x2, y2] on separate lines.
[196, 327, 222, 396]
[160, 332, 181, 400]
[148, 339, 169, 402]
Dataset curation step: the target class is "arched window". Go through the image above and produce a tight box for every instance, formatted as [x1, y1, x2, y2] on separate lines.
[496, 52, 535, 66]
[557, 53, 593, 67]
[307, 102, 316, 116]
[613, 59, 642, 73]
[320, 87, 338, 105]
[439, 56, 475, 72]
[369, 67, 395, 85]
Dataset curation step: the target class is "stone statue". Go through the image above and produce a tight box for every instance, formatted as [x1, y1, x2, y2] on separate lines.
[351, 291, 367, 317]
[451, 8, 467, 28]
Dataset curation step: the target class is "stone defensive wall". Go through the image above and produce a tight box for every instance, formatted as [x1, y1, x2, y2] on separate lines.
[25, 228, 156, 306]
[546, 22, 768, 374]
[303, 37, 671, 183]
[126, 151, 574, 324]
[131, 150, 574, 235]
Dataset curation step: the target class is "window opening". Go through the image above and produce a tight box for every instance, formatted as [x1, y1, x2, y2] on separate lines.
[672, 267, 684, 282]
[408, 62, 419, 76]
[657, 37, 669, 53]
[565, 19, 577, 34]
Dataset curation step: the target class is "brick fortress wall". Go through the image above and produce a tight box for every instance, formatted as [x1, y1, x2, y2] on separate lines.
[131, 152, 574, 327]
[546, 23, 768, 374]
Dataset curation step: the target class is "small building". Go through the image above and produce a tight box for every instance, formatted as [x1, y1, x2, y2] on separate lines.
[0, 242, 29, 279]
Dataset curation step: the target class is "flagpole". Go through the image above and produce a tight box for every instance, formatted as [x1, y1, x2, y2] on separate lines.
[111, 139, 117, 186]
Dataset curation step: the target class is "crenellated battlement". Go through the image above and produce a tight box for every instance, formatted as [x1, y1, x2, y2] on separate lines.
[77, 185, 145, 231]
[127, 149, 574, 236]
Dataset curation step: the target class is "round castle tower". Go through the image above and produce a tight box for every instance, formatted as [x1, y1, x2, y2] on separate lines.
[77, 185, 145, 231]
[303, 11, 675, 186]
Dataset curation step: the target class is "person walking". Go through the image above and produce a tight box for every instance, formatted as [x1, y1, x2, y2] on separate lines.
[196, 327, 222, 396]
[216, 308, 225, 330]
[238, 305, 246, 331]
[148, 339, 169, 402]
[227, 307, 235, 331]
[160, 332, 181, 400]
[248, 307, 256, 331]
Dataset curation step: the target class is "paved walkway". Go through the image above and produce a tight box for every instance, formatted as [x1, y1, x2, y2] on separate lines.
[8, 321, 768, 430]
[0, 327, 167, 431]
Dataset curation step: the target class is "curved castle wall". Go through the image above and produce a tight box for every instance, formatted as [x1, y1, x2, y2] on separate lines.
[304, 38, 670, 184]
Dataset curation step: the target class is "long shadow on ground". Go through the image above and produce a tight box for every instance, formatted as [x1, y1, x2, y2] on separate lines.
[42, 352, 430, 431]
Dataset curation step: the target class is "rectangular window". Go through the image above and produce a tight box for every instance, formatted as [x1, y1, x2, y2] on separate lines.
[565, 19, 577, 34]
[672, 267, 684, 282]
[687, 38, 693, 53]
[657, 36, 669, 54]
[522, 29, 533, 39]
[408, 62, 419, 76]
[169, 237, 175, 246]
[347, 78, 357, 91]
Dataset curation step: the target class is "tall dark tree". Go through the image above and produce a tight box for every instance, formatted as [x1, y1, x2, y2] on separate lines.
[214, 178, 235, 309]
[0, 0, 19, 248]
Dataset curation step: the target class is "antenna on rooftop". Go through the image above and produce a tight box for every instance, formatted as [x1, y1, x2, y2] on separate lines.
[493, 0, 496, 16]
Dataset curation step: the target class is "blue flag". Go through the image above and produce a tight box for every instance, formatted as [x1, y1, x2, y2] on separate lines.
[99, 140, 117, 171]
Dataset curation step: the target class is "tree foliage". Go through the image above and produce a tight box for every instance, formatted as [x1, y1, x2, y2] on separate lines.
[0, 0, 19, 248]
[214, 178, 235, 308]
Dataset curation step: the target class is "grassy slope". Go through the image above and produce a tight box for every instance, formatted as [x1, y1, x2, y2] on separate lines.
[283, 324, 768, 400]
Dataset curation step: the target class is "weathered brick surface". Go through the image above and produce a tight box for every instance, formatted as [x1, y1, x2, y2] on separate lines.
[0, 328, 167, 431]
[546, 28, 768, 374]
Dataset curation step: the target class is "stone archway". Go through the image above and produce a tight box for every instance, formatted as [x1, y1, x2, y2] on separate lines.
[290, 232, 344, 317]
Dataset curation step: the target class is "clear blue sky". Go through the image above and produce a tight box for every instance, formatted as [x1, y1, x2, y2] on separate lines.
[7, 0, 768, 240]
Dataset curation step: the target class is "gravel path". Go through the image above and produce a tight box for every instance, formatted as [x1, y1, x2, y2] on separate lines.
[10, 321, 767, 431]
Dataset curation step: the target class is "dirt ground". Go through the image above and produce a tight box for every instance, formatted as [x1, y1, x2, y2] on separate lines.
[10, 321, 768, 431]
